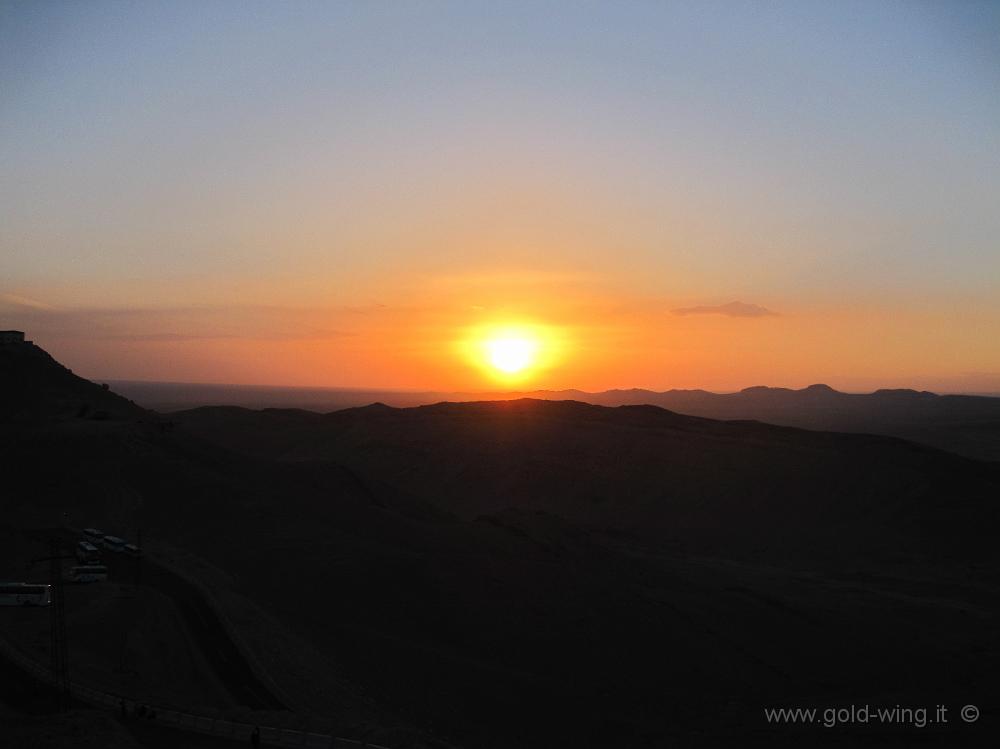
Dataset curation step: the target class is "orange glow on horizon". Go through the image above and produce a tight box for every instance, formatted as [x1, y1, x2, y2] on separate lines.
[9, 272, 1000, 395]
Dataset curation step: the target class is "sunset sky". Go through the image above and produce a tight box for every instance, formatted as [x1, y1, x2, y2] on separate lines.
[2, 1, 999, 392]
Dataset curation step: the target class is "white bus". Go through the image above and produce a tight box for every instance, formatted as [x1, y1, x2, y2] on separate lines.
[102, 535, 126, 553]
[0, 583, 51, 606]
[70, 565, 109, 583]
[76, 540, 101, 564]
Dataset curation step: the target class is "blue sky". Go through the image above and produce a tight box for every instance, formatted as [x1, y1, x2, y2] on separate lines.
[1, 1, 998, 390]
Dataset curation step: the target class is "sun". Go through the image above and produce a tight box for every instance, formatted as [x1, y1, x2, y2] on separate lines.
[485, 336, 538, 374]
[459, 322, 560, 382]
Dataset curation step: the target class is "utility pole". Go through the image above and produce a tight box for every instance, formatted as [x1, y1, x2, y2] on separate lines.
[135, 528, 142, 590]
[48, 537, 70, 711]
[28, 538, 75, 711]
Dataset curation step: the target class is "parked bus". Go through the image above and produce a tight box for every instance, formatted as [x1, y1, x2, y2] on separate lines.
[0, 583, 51, 606]
[83, 528, 104, 542]
[76, 540, 101, 564]
[102, 535, 126, 553]
[69, 565, 109, 583]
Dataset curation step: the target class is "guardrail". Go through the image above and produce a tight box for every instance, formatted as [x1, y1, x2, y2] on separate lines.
[0, 633, 391, 748]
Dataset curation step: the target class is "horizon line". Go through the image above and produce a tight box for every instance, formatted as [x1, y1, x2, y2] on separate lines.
[99, 377, 1000, 399]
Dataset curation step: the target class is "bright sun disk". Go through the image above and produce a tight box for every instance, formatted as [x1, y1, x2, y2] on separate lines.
[460, 322, 560, 382]
[485, 336, 539, 374]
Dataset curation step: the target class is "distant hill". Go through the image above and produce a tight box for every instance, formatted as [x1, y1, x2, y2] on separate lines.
[571, 384, 1000, 462]
[174, 398, 1000, 565]
[111, 379, 1000, 461]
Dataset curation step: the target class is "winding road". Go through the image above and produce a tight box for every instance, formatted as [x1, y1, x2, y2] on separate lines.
[108, 552, 286, 711]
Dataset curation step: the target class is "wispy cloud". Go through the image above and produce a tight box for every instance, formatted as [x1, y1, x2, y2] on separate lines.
[90, 332, 241, 342]
[0, 297, 354, 341]
[0, 292, 56, 311]
[671, 301, 777, 318]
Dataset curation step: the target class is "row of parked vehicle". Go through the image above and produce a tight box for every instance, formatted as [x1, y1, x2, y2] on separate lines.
[71, 528, 143, 584]
[0, 582, 51, 606]
[81, 528, 142, 557]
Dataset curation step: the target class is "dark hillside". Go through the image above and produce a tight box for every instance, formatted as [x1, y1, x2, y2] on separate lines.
[176, 398, 1000, 565]
[588, 385, 1000, 462]
[0, 342, 146, 423]
[4, 346, 999, 747]
[117, 379, 1000, 461]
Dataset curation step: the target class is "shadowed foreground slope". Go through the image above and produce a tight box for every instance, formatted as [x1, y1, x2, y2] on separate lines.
[3, 346, 1000, 747]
